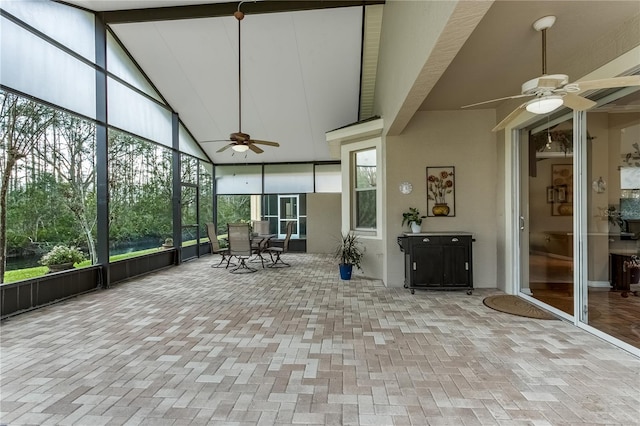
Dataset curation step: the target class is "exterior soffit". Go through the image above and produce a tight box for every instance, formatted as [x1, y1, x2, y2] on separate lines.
[386, 1, 493, 136]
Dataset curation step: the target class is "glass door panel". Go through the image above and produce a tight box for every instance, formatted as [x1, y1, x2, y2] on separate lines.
[585, 91, 640, 348]
[278, 195, 299, 238]
[526, 119, 575, 316]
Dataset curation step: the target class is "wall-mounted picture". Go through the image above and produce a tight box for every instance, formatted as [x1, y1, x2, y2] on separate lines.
[426, 166, 455, 217]
[546, 186, 555, 203]
[551, 164, 573, 216]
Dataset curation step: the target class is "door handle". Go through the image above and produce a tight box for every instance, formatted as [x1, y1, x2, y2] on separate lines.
[520, 216, 525, 231]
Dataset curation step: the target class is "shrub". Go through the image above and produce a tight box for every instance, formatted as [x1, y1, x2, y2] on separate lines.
[39, 245, 86, 266]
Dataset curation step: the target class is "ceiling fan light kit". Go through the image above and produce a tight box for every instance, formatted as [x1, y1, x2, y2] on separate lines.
[232, 144, 250, 152]
[525, 95, 564, 114]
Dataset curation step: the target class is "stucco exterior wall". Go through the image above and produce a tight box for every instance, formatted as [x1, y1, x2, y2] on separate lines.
[306, 193, 341, 254]
[384, 109, 498, 288]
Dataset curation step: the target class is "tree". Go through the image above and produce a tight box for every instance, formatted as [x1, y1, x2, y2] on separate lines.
[32, 113, 98, 261]
[0, 92, 53, 283]
[216, 195, 251, 235]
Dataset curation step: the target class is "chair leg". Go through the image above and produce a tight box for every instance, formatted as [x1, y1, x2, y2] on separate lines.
[267, 252, 290, 268]
[212, 253, 234, 268]
[230, 256, 257, 273]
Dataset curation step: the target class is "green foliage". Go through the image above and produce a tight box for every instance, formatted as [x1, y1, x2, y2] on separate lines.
[39, 245, 86, 266]
[3, 266, 49, 283]
[335, 232, 365, 270]
[7, 173, 79, 245]
[107, 130, 173, 244]
[402, 207, 426, 227]
[216, 195, 251, 235]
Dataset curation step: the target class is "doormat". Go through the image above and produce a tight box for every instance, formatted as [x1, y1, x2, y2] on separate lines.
[483, 295, 557, 320]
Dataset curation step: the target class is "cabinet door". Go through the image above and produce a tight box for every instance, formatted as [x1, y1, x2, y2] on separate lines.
[442, 245, 469, 286]
[441, 236, 471, 286]
[412, 244, 443, 286]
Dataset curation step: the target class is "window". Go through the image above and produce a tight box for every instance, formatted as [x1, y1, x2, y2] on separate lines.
[108, 129, 173, 258]
[354, 149, 376, 229]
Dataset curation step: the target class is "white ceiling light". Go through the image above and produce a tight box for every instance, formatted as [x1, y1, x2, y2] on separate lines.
[525, 95, 563, 114]
[232, 144, 250, 152]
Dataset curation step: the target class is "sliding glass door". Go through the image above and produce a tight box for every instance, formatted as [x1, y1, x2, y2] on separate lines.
[517, 87, 640, 352]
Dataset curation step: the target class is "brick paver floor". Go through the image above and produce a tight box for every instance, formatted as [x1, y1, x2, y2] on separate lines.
[1, 253, 639, 425]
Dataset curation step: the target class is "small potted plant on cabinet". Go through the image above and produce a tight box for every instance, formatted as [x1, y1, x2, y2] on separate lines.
[402, 207, 426, 233]
[335, 232, 365, 280]
[40, 245, 86, 273]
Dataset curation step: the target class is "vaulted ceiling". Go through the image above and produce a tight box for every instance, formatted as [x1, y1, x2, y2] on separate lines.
[64, 0, 383, 164]
[62, 0, 640, 164]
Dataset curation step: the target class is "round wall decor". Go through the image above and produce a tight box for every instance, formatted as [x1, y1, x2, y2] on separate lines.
[399, 181, 413, 194]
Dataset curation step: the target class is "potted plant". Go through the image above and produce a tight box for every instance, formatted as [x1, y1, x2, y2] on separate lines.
[402, 207, 426, 233]
[40, 245, 86, 273]
[335, 232, 365, 280]
[162, 237, 174, 249]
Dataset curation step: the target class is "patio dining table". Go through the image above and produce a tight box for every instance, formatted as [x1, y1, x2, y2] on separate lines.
[251, 233, 276, 268]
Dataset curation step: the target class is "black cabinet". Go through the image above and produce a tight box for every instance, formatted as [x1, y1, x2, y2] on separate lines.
[398, 233, 473, 294]
[609, 252, 640, 297]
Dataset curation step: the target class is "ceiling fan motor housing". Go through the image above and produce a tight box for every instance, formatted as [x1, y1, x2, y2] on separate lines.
[230, 132, 250, 142]
[521, 74, 569, 95]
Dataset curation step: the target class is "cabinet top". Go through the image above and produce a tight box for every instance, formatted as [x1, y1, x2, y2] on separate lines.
[400, 232, 473, 237]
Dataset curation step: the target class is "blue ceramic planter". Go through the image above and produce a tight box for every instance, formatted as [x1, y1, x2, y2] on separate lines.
[339, 263, 353, 280]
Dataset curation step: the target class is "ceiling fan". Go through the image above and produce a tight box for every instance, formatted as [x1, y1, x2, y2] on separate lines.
[462, 15, 640, 132]
[201, 2, 280, 154]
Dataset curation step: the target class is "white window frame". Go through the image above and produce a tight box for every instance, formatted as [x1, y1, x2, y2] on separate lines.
[340, 136, 383, 238]
[352, 148, 377, 230]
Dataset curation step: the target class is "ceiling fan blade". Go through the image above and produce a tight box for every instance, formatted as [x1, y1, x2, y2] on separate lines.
[492, 102, 527, 132]
[216, 144, 234, 153]
[575, 75, 640, 93]
[562, 93, 597, 111]
[462, 93, 533, 109]
[248, 144, 264, 154]
[200, 139, 231, 143]
[250, 139, 280, 147]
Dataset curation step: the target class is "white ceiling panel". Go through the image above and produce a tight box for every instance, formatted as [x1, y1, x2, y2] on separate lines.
[110, 6, 362, 163]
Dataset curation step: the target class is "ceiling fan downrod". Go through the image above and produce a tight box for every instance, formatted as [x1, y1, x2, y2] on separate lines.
[533, 15, 556, 76]
[235, 4, 245, 134]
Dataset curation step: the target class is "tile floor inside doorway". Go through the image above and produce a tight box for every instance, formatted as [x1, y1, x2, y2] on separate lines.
[1, 253, 639, 425]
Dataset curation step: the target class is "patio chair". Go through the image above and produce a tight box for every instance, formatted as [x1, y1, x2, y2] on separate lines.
[252, 220, 270, 235]
[264, 221, 294, 268]
[206, 223, 233, 268]
[227, 223, 257, 273]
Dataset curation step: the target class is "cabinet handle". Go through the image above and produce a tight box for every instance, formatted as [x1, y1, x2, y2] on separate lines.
[422, 238, 430, 242]
[451, 238, 459, 242]
[413, 262, 417, 271]
[465, 262, 469, 271]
